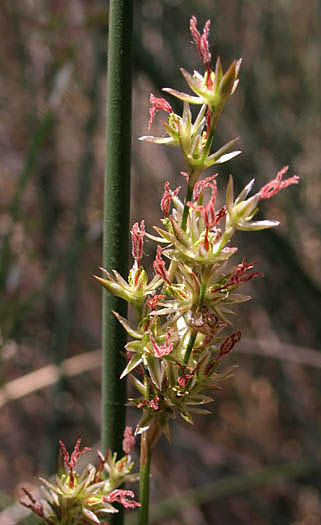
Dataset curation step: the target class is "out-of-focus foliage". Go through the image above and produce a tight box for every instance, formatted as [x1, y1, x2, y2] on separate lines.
[0, 1, 320, 524]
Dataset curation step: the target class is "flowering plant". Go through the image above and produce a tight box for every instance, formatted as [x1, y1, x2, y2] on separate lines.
[94, 15, 299, 524]
[95, 15, 298, 443]
[22, 14, 299, 525]
[20, 428, 140, 524]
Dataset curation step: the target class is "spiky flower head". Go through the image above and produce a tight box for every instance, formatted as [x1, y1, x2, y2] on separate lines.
[94, 14, 300, 449]
[20, 433, 139, 524]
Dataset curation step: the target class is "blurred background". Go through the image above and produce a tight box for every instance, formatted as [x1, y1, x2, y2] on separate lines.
[0, 1, 321, 523]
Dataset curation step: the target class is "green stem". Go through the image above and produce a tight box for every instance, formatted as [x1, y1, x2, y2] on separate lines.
[198, 281, 206, 306]
[138, 431, 152, 525]
[168, 174, 196, 281]
[135, 456, 321, 523]
[201, 124, 215, 161]
[183, 282, 206, 365]
[183, 330, 197, 365]
[102, 2, 133, 518]
[181, 182, 194, 232]
[180, 166, 202, 232]
[181, 174, 209, 365]
[201, 104, 224, 162]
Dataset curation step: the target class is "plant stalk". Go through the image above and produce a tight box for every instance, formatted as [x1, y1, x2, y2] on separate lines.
[181, 182, 194, 232]
[138, 430, 152, 525]
[102, 5, 133, 525]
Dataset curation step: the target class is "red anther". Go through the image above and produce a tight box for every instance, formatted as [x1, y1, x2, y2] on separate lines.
[20, 488, 48, 521]
[187, 181, 225, 251]
[193, 174, 218, 200]
[177, 365, 193, 388]
[153, 246, 171, 284]
[122, 426, 135, 455]
[180, 171, 190, 183]
[228, 258, 263, 287]
[150, 330, 173, 358]
[260, 166, 299, 200]
[137, 395, 160, 411]
[161, 181, 181, 217]
[217, 330, 241, 359]
[214, 258, 263, 292]
[190, 16, 212, 66]
[105, 489, 141, 509]
[146, 292, 165, 311]
[148, 93, 173, 130]
[130, 220, 145, 266]
[149, 395, 160, 411]
[58, 439, 90, 489]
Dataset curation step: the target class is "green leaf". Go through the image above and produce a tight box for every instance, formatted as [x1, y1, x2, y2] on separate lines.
[163, 87, 202, 104]
[129, 374, 147, 396]
[120, 354, 143, 379]
[113, 311, 143, 339]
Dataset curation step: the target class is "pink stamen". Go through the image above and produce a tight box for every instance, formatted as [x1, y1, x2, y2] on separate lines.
[217, 330, 241, 359]
[228, 259, 263, 286]
[193, 174, 218, 200]
[148, 93, 173, 130]
[260, 166, 299, 200]
[130, 220, 145, 266]
[180, 171, 190, 183]
[20, 488, 48, 521]
[150, 329, 173, 358]
[149, 396, 160, 411]
[214, 258, 263, 292]
[105, 489, 141, 509]
[187, 181, 225, 251]
[153, 245, 171, 284]
[122, 426, 135, 455]
[161, 181, 181, 217]
[190, 16, 212, 66]
[58, 439, 90, 489]
[177, 365, 193, 388]
[214, 206, 227, 226]
[137, 395, 160, 411]
[146, 292, 165, 311]
[187, 181, 216, 222]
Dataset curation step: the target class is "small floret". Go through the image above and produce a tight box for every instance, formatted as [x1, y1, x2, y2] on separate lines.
[59, 438, 91, 489]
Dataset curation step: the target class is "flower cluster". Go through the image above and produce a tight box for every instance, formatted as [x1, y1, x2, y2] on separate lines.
[95, 16, 299, 448]
[20, 429, 139, 524]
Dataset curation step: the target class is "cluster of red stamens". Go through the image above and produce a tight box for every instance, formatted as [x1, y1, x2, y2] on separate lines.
[59, 438, 91, 489]
[153, 246, 171, 284]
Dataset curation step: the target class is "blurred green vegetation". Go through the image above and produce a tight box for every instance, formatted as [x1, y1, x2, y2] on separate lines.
[0, 1, 320, 524]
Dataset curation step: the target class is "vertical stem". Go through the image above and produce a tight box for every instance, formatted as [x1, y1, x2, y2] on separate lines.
[180, 167, 202, 232]
[198, 281, 206, 306]
[102, 4, 133, 521]
[138, 431, 152, 525]
[181, 182, 194, 232]
[183, 330, 197, 364]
